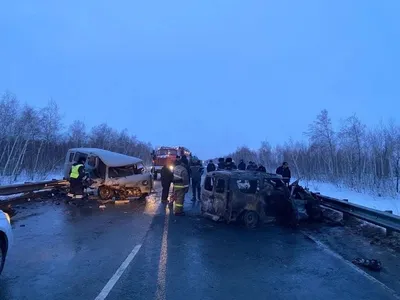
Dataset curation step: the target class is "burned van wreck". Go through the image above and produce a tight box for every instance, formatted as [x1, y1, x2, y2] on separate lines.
[64, 148, 153, 200]
[200, 170, 322, 228]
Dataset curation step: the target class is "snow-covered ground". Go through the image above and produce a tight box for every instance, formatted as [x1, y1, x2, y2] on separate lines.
[0, 171, 62, 186]
[301, 179, 400, 216]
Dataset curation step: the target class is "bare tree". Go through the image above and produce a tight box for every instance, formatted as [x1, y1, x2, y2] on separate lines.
[305, 109, 337, 178]
[68, 120, 87, 147]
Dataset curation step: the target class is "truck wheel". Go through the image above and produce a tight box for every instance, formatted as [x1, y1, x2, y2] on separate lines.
[0, 237, 6, 275]
[98, 186, 113, 200]
[243, 210, 259, 229]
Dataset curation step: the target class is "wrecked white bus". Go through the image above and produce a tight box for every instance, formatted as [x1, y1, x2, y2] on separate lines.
[63, 148, 153, 200]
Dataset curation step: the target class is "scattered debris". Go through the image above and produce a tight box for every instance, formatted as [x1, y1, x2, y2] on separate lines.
[115, 200, 130, 205]
[99, 205, 106, 209]
[352, 258, 382, 271]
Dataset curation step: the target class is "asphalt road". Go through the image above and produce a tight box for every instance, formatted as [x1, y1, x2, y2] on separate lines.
[0, 183, 399, 300]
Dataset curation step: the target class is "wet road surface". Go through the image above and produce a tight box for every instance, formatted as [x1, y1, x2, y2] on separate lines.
[1, 185, 399, 300]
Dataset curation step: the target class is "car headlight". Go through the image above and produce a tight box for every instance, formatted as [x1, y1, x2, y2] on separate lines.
[142, 180, 149, 186]
[169, 165, 174, 171]
[4, 212, 10, 224]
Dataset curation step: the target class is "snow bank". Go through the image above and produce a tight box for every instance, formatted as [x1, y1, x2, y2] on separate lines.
[301, 179, 400, 216]
[0, 170, 63, 186]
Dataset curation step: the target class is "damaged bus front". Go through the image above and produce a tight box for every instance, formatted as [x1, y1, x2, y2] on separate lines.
[63, 148, 153, 200]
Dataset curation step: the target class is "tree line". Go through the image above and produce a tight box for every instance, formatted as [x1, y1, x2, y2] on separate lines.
[0, 92, 152, 183]
[226, 109, 400, 197]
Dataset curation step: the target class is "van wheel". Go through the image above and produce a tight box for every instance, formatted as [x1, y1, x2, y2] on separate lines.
[0, 237, 6, 275]
[99, 186, 113, 200]
[243, 211, 259, 229]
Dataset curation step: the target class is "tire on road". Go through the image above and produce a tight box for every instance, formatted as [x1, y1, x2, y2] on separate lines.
[243, 210, 259, 229]
[98, 186, 114, 200]
[0, 235, 6, 275]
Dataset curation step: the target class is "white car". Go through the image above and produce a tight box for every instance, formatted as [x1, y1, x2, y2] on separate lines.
[0, 210, 12, 275]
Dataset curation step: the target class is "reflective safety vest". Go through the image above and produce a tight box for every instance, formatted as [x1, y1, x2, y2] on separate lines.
[70, 164, 83, 179]
[173, 165, 189, 189]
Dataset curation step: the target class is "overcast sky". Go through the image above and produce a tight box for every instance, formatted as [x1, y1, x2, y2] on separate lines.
[1, 0, 399, 158]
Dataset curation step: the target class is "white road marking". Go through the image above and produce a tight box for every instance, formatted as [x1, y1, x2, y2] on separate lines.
[95, 244, 142, 300]
[155, 208, 171, 300]
[301, 231, 400, 300]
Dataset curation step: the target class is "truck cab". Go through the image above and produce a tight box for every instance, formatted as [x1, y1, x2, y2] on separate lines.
[151, 146, 191, 180]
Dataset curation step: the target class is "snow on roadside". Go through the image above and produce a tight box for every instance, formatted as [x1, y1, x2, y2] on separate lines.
[0, 193, 25, 202]
[301, 179, 400, 216]
[0, 171, 63, 186]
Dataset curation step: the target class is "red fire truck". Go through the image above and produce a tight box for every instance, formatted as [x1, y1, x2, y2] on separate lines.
[151, 146, 191, 180]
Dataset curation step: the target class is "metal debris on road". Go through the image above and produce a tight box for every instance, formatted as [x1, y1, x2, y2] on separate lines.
[352, 258, 382, 271]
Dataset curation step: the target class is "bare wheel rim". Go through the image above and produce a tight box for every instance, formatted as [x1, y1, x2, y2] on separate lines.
[99, 187, 112, 200]
[244, 211, 259, 228]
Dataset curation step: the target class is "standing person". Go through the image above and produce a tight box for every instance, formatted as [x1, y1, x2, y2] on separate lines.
[217, 158, 225, 170]
[276, 162, 291, 186]
[225, 157, 237, 170]
[246, 161, 256, 171]
[68, 157, 87, 200]
[207, 160, 216, 172]
[181, 154, 191, 182]
[238, 159, 246, 170]
[160, 164, 174, 203]
[257, 165, 266, 172]
[190, 158, 204, 202]
[172, 158, 190, 216]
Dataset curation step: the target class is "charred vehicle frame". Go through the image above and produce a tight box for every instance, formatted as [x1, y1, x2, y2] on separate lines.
[200, 170, 322, 228]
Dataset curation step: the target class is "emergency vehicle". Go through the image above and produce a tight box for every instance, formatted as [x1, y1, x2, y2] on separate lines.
[151, 146, 191, 179]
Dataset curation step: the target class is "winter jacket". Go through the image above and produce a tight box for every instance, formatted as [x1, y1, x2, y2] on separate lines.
[190, 164, 204, 182]
[247, 164, 257, 171]
[173, 164, 189, 189]
[257, 165, 266, 172]
[160, 166, 174, 186]
[207, 163, 216, 173]
[276, 166, 291, 180]
[238, 161, 246, 170]
[225, 161, 237, 170]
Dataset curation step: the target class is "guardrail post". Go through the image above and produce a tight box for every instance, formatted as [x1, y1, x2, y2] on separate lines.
[340, 199, 351, 221]
[384, 210, 394, 236]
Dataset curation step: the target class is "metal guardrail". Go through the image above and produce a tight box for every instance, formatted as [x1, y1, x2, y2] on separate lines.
[311, 192, 400, 234]
[0, 179, 68, 196]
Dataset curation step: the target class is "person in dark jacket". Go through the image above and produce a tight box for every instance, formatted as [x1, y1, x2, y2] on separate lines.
[160, 164, 174, 203]
[217, 157, 225, 170]
[190, 159, 204, 201]
[276, 162, 291, 186]
[225, 157, 237, 170]
[257, 165, 266, 172]
[238, 159, 246, 170]
[68, 157, 87, 199]
[181, 154, 191, 181]
[246, 161, 257, 171]
[207, 160, 216, 172]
